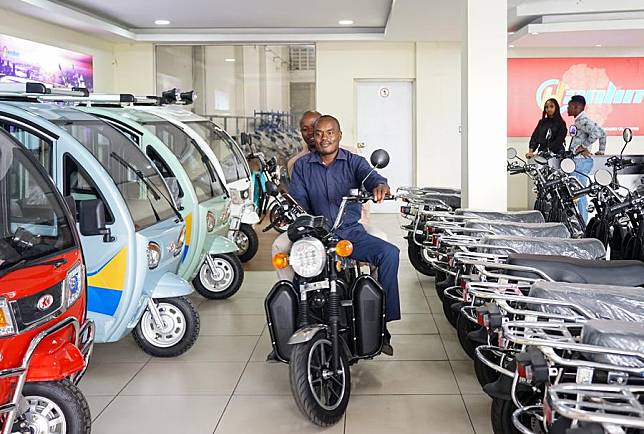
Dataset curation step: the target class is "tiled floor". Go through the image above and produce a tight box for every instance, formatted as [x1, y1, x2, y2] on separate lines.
[81, 214, 493, 434]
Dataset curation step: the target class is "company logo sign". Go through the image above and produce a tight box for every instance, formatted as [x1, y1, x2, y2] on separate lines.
[509, 58, 644, 137]
[36, 294, 54, 311]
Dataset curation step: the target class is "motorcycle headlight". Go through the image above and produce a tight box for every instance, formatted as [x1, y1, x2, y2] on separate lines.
[147, 242, 161, 269]
[206, 211, 216, 232]
[290, 238, 326, 278]
[0, 298, 16, 337]
[230, 189, 243, 205]
[65, 262, 85, 307]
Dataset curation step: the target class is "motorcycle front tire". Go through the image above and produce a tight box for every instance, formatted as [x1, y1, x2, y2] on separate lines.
[289, 332, 350, 427]
[407, 238, 435, 276]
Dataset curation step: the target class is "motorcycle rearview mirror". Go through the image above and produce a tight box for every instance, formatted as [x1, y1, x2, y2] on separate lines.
[623, 127, 633, 144]
[560, 158, 577, 174]
[594, 169, 612, 187]
[506, 147, 518, 160]
[265, 181, 280, 197]
[370, 149, 390, 169]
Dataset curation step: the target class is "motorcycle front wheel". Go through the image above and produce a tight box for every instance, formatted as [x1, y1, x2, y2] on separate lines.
[20, 380, 91, 434]
[289, 332, 350, 427]
[407, 238, 435, 276]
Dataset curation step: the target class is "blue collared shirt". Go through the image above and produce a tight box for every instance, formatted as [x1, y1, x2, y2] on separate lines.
[289, 148, 387, 234]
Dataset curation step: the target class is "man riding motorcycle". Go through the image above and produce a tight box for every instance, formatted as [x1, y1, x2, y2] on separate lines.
[287, 115, 401, 355]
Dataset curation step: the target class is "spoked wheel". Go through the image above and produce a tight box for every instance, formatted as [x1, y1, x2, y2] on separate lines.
[269, 204, 290, 233]
[234, 223, 259, 263]
[289, 332, 350, 427]
[18, 380, 91, 434]
[133, 297, 200, 357]
[407, 238, 434, 276]
[457, 314, 480, 360]
[193, 254, 244, 299]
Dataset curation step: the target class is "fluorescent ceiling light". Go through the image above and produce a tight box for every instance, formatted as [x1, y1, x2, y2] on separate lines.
[595, 44, 602, 47]
[154, 19, 170, 25]
[338, 20, 354, 25]
[224, 58, 236, 62]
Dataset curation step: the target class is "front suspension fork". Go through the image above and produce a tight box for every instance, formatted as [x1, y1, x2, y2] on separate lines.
[328, 267, 341, 373]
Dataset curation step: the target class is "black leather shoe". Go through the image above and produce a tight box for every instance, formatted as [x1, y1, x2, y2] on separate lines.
[382, 329, 394, 356]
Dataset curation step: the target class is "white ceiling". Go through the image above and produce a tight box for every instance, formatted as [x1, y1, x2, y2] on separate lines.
[56, 0, 392, 29]
[2, 0, 644, 47]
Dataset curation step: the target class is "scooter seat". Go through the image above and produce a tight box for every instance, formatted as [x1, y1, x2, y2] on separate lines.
[457, 209, 545, 224]
[528, 281, 644, 322]
[465, 221, 570, 238]
[581, 320, 644, 368]
[507, 254, 644, 286]
[421, 193, 461, 210]
[478, 236, 606, 260]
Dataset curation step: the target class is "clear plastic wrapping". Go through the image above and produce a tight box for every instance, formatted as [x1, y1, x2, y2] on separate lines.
[456, 209, 545, 224]
[478, 236, 606, 260]
[581, 320, 644, 368]
[528, 281, 644, 322]
[464, 220, 570, 238]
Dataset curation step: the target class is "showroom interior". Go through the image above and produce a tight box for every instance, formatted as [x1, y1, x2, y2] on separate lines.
[0, 0, 644, 433]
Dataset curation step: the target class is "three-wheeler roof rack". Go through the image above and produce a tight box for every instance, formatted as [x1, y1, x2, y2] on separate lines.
[0, 82, 89, 99]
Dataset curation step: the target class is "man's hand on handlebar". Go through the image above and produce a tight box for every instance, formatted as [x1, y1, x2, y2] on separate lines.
[525, 150, 535, 159]
[373, 184, 391, 203]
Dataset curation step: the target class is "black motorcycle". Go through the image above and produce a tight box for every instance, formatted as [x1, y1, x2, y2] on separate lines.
[264, 150, 392, 426]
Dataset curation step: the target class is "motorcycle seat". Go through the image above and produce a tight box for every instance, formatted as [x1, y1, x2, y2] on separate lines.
[507, 254, 644, 287]
[581, 320, 644, 368]
[528, 281, 644, 322]
[478, 236, 606, 260]
[457, 209, 545, 224]
[420, 194, 461, 210]
[465, 221, 570, 238]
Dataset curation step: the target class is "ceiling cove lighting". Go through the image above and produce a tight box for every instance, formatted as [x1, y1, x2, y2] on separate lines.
[155, 19, 171, 25]
[338, 20, 354, 25]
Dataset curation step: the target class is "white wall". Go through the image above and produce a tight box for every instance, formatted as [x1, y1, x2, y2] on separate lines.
[317, 41, 463, 188]
[155, 45, 193, 96]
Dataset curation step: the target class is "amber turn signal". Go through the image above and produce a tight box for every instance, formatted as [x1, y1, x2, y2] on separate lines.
[272, 252, 289, 269]
[335, 240, 353, 257]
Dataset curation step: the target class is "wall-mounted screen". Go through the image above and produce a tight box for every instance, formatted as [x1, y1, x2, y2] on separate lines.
[0, 34, 93, 91]
[509, 57, 644, 137]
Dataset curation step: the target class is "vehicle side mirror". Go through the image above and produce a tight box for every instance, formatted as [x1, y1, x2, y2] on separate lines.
[595, 169, 612, 187]
[560, 158, 576, 174]
[506, 147, 517, 160]
[370, 149, 390, 169]
[623, 127, 633, 143]
[266, 181, 280, 197]
[63, 195, 77, 219]
[79, 199, 113, 242]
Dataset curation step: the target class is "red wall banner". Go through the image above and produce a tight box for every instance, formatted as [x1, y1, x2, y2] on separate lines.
[508, 58, 644, 137]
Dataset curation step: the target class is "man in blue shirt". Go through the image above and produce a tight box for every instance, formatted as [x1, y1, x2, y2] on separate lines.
[289, 115, 401, 355]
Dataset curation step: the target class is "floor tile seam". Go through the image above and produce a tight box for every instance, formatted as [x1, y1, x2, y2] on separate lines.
[447, 359, 479, 434]
[212, 325, 266, 434]
[92, 356, 152, 422]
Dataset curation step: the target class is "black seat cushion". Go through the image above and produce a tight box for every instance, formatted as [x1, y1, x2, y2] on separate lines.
[507, 254, 644, 287]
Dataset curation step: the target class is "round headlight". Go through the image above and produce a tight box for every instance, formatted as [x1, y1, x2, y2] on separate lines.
[206, 211, 216, 232]
[290, 238, 326, 278]
[147, 242, 161, 269]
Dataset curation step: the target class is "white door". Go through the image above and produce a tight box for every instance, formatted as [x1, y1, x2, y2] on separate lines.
[356, 81, 413, 213]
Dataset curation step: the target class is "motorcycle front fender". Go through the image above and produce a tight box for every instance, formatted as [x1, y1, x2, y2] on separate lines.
[288, 324, 328, 345]
[208, 235, 238, 255]
[241, 209, 260, 225]
[150, 272, 194, 299]
[27, 338, 85, 382]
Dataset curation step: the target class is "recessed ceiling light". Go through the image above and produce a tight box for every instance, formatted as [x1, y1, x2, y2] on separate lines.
[530, 32, 539, 35]
[508, 31, 515, 35]
[595, 44, 602, 47]
[224, 58, 236, 62]
[154, 19, 170, 25]
[509, 44, 515, 48]
[338, 20, 354, 25]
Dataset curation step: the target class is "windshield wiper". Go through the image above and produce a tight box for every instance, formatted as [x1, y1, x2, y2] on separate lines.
[110, 152, 183, 222]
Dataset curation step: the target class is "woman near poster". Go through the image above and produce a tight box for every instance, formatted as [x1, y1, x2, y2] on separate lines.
[526, 98, 567, 158]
